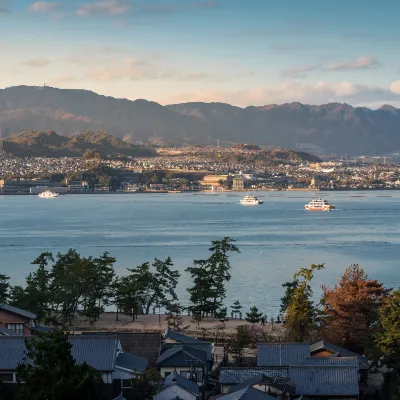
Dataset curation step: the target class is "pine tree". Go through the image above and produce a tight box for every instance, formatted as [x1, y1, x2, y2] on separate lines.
[215, 307, 229, 325]
[284, 264, 324, 342]
[230, 325, 251, 365]
[165, 302, 187, 332]
[246, 306, 263, 325]
[0, 274, 10, 304]
[186, 237, 240, 318]
[376, 289, 400, 371]
[321, 264, 390, 353]
[231, 300, 243, 319]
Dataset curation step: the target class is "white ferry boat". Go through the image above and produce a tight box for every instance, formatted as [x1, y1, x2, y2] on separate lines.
[240, 195, 263, 206]
[38, 190, 59, 198]
[305, 198, 335, 211]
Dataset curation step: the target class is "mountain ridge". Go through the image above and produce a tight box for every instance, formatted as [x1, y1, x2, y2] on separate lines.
[1, 85, 400, 155]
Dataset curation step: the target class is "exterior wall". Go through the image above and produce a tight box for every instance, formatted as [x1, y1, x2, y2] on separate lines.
[0, 311, 32, 335]
[160, 367, 204, 386]
[153, 384, 197, 400]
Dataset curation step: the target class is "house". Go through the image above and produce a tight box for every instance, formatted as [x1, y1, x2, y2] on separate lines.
[290, 358, 359, 398]
[218, 386, 278, 400]
[157, 330, 214, 387]
[219, 343, 361, 399]
[257, 343, 310, 367]
[0, 335, 148, 400]
[219, 369, 289, 394]
[83, 332, 162, 367]
[0, 304, 37, 335]
[157, 345, 208, 385]
[310, 340, 369, 381]
[153, 371, 200, 400]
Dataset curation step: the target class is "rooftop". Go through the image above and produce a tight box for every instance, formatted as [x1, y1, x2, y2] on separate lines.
[257, 343, 310, 367]
[0, 303, 37, 320]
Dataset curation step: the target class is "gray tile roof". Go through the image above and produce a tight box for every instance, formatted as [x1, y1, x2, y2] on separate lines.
[163, 342, 213, 361]
[164, 329, 205, 344]
[226, 374, 296, 395]
[257, 343, 310, 367]
[310, 340, 370, 370]
[220, 386, 277, 400]
[164, 371, 200, 394]
[290, 365, 359, 396]
[115, 352, 148, 373]
[83, 332, 162, 367]
[157, 345, 208, 367]
[0, 304, 37, 320]
[219, 368, 288, 384]
[0, 336, 119, 371]
[30, 324, 52, 333]
[303, 357, 358, 366]
[0, 326, 19, 336]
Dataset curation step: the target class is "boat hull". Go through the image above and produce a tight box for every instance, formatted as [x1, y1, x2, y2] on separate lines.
[305, 205, 335, 211]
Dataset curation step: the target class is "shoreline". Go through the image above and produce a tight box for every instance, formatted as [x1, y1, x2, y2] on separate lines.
[1, 188, 400, 195]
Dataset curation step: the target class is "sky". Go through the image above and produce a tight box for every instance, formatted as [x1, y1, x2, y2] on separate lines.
[1, 0, 400, 107]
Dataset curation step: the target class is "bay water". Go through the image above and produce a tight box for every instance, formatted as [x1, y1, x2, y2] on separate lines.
[0, 191, 399, 316]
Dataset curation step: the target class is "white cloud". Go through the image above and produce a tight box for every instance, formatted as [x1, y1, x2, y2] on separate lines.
[76, 0, 131, 17]
[390, 81, 400, 95]
[163, 81, 400, 107]
[326, 56, 380, 71]
[23, 58, 51, 67]
[29, 1, 58, 13]
[282, 65, 318, 79]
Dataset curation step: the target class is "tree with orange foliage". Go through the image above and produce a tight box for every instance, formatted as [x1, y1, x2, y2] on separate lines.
[321, 264, 390, 354]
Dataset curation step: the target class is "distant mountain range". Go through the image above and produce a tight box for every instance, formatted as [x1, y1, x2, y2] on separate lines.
[0, 130, 154, 158]
[1, 85, 400, 155]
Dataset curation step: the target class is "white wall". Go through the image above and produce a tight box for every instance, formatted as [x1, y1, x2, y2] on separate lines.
[153, 384, 197, 400]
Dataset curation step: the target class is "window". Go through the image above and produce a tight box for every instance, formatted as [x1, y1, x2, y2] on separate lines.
[121, 380, 132, 388]
[6, 323, 24, 335]
[0, 373, 13, 382]
[180, 371, 191, 379]
[196, 370, 203, 382]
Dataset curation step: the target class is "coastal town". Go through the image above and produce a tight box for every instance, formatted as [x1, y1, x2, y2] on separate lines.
[1, 144, 400, 194]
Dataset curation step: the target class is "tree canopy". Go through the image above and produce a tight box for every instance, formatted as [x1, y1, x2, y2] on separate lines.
[16, 329, 102, 400]
[321, 264, 390, 353]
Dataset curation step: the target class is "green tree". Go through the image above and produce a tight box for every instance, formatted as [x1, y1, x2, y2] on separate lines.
[284, 264, 324, 342]
[16, 329, 102, 400]
[127, 258, 180, 315]
[114, 276, 139, 322]
[128, 368, 162, 400]
[246, 306, 263, 325]
[229, 325, 251, 365]
[215, 307, 229, 325]
[0, 274, 10, 303]
[231, 300, 243, 319]
[165, 302, 187, 332]
[23, 253, 53, 321]
[186, 237, 240, 318]
[376, 289, 400, 370]
[280, 279, 299, 315]
[8, 285, 27, 308]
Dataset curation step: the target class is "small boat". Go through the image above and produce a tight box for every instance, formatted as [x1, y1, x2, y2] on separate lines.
[38, 190, 59, 198]
[240, 195, 264, 206]
[305, 198, 335, 211]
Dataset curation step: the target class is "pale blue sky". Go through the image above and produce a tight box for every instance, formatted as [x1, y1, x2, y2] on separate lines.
[1, 0, 400, 106]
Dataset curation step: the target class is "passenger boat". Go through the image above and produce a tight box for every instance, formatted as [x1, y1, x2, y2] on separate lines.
[305, 198, 335, 211]
[240, 195, 263, 206]
[38, 190, 59, 198]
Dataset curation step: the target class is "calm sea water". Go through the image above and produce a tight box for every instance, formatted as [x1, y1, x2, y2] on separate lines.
[0, 191, 399, 316]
